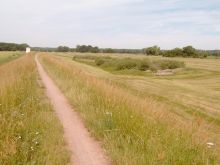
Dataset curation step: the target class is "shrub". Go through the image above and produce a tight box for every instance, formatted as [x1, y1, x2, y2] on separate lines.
[153, 60, 185, 70]
[73, 55, 185, 72]
[115, 58, 137, 70]
[95, 58, 105, 66]
[137, 60, 150, 71]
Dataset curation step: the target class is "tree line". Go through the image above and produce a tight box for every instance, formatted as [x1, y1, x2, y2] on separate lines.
[56, 45, 143, 54]
[143, 45, 220, 58]
[59, 44, 219, 58]
[1, 42, 219, 58]
[0, 42, 29, 51]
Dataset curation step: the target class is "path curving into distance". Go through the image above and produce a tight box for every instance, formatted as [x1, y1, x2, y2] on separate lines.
[35, 55, 110, 165]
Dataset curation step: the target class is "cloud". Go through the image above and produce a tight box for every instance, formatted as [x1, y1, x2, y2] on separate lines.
[0, 0, 220, 49]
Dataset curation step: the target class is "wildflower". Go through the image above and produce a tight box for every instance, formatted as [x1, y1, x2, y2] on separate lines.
[31, 146, 34, 151]
[18, 136, 22, 139]
[35, 132, 39, 135]
[35, 141, 39, 145]
[207, 142, 214, 148]
[21, 113, 24, 116]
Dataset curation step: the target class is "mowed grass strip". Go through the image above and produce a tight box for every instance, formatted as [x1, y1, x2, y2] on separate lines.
[41, 54, 217, 165]
[0, 55, 70, 164]
[0, 51, 23, 65]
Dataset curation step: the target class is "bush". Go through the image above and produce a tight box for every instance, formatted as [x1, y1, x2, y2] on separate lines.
[137, 60, 150, 71]
[73, 55, 185, 72]
[153, 60, 185, 70]
[115, 58, 137, 70]
[95, 58, 105, 66]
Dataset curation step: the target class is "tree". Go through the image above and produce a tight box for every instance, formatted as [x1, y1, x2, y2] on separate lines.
[75, 45, 100, 53]
[183, 46, 198, 57]
[0, 42, 29, 51]
[143, 46, 161, 55]
[163, 48, 184, 57]
[90, 46, 99, 53]
[103, 48, 114, 53]
[57, 46, 70, 52]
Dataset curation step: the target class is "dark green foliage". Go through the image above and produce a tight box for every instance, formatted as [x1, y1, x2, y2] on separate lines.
[137, 60, 150, 71]
[115, 58, 138, 70]
[208, 50, 220, 56]
[56, 46, 70, 52]
[163, 48, 184, 57]
[101, 48, 142, 54]
[163, 46, 209, 58]
[76, 45, 100, 53]
[102, 48, 114, 53]
[95, 58, 105, 66]
[152, 60, 185, 70]
[0, 42, 29, 51]
[183, 46, 198, 57]
[73, 55, 184, 72]
[143, 46, 161, 55]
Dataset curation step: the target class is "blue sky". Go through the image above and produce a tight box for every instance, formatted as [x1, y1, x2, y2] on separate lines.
[0, 0, 220, 49]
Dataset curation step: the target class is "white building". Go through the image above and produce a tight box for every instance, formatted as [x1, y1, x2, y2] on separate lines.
[26, 47, 31, 53]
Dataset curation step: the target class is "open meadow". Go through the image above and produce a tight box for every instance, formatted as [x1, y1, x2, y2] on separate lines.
[38, 52, 220, 164]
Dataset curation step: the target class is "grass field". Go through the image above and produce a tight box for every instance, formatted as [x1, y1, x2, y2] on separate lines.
[69, 53, 220, 125]
[0, 54, 69, 164]
[40, 52, 219, 164]
[1, 51, 219, 164]
[0, 51, 23, 65]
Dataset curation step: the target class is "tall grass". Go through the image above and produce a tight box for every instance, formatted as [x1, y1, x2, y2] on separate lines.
[41, 54, 217, 165]
[0, 51, 23, 65]
[0, 55, 69, 164]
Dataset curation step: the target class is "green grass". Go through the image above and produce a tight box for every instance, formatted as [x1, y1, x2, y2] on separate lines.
[67, 53, 220, 125]
[0, 51, 23, 65]
[41, 53, 217, 165]
[0, 55, 69, 164]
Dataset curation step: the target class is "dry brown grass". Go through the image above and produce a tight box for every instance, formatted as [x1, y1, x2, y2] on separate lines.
[0, 54, 69, 164]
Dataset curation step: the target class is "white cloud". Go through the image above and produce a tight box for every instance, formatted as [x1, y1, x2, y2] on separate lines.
[0, 0, 219, 49]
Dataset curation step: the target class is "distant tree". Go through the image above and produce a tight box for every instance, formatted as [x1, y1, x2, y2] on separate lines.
[76, 45, 100, 53]
[143, 46, 161, 55]
[183, 46, 198, 57]
[57, 46, 70, 52]
[162, 46, 208, 58]
[103, 48, 114, 53]
[0, 42, 29, 51]
[90, 46, 99, 53]
[163, 48, 184, 57]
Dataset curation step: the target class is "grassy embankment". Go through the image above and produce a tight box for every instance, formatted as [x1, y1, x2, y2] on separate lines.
[0, 54, 69, 164]
[40, 53, 217, 165]
[0, 52, 23, 65]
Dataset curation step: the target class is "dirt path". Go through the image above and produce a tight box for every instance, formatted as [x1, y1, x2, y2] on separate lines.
[35, 55, 109, 165]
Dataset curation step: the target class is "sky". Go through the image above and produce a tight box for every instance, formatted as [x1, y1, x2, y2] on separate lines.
[0, 0, 220, 49]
